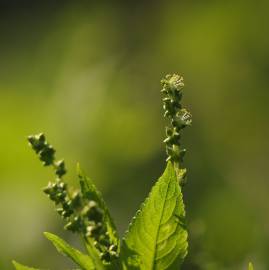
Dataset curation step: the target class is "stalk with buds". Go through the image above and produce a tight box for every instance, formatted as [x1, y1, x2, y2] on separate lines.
[161, 74, 192, 185]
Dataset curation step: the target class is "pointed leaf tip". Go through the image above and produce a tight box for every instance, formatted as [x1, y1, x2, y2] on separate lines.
[12, 261, 39, 270]
[248, 262, 254, 270]
[76, 162, 82, 176]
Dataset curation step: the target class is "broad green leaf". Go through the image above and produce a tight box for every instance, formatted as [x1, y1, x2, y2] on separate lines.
[248, 262, 254, 270]
[44, 232, 95, 270]
[77, 164, 119, 249]
[12, 261, 40, 270]
[121, 162, 188, 270]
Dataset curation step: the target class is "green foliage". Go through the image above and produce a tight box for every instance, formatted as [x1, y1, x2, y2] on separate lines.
[13, 75, 254, 270]
[121, 162, 187, 269]
[10, 75, 254, 270]
[44, 232, 95, 270]
[13, 74, 253, 269]
[12, 74, 190, 269]
[12, 261, 39, 270]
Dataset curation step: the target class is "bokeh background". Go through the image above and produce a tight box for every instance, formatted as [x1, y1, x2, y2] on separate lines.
[0, 1, 268, 269]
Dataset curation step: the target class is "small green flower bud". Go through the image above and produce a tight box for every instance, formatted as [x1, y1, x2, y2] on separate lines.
[109, 244, 118, 252]
[56, 207, 64, 215]
[43, 181, 68, 204]
[43, 182, 53, 195]
[39, 145, 55, 166]
[70, 192, 82, 209]
[82, 201, 103, 222]
[161, 74, 184, 92]
[55, 159, 66, 177]
[55, 192, 66, 201]
[65, 216, 82, 233]
[28, 133, 46, 153]
[65, 221, 75, 232]
[172, 109, 192, 129]
[62, 201, 73, 214]
[57, 181, 67, 190]
[163, 98, 179, 117]
[100, 251, 111, 262]
[63, 210, 73, 218]
[164, 127, 181, 145]
[98, 235, 111, 247]
[86, 222, 103, 238]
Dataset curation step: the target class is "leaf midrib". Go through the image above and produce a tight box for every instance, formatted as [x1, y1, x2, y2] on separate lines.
[150, 175, 173, 270]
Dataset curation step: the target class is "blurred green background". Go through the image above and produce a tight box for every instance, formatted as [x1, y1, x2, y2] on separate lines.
[0, 1, 268, 269]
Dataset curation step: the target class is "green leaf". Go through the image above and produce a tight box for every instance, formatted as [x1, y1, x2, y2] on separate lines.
[44, 232, 95, 270]
[83, 239, 106, 270]
[12, 261, 40, 270]
[248, 262, 254, 270]
[77, 164, 119, 249]
[121, 162, 188, 270]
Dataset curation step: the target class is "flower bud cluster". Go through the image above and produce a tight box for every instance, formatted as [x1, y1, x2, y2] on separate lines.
[28, 133, 66, 177]
[45, 180, 117, 262]
[161, 74, 192, 184]
[28, 133, 117, 262]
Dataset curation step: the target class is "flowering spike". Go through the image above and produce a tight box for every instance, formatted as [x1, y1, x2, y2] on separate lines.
[161, 74, 192, 185]
[28, 133, 118, 263]
[28, 133, 67, 176]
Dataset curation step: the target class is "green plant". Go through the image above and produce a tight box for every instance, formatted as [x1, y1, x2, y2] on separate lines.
[12, 74, 253, 270]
